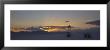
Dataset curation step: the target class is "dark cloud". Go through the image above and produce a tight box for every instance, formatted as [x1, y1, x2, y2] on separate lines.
[86, 20, 100, 25]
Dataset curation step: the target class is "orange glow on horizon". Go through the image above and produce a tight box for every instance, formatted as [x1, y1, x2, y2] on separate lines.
[44, 28, 66, 32]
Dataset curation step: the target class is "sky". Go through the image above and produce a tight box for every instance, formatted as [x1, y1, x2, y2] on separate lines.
[11, 10, 100, 29]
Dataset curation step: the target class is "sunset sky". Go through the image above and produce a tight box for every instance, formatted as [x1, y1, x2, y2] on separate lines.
[11, 10, 100, 29]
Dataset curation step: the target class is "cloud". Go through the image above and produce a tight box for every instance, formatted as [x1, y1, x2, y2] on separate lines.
[86, 20, 100, 25]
